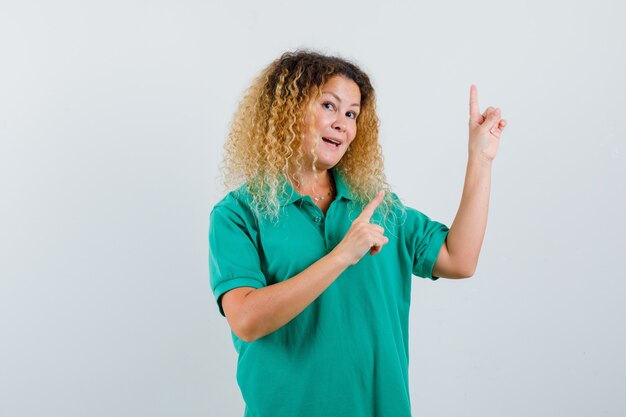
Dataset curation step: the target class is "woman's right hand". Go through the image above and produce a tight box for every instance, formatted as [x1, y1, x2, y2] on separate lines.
[332, 190, 389, 266]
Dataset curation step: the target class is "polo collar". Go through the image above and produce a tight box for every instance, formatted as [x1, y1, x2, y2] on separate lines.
[278, 167, 354, 207]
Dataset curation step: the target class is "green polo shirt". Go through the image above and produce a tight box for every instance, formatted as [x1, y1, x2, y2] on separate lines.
[209, 169, 449, 417]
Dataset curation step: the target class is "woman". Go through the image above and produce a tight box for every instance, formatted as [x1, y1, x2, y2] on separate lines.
[209, 50, 507, 417]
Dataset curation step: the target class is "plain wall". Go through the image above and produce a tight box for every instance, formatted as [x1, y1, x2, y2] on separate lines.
[1, 1, 624, 416]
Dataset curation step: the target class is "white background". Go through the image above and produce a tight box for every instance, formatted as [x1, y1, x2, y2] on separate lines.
[1, 1, 624, 416]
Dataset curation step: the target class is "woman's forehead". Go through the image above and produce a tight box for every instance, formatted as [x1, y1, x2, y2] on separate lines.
[320, 75, 361, 105]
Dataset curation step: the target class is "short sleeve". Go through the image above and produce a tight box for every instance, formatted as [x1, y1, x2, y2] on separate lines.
[403, 206, 450, 280]
[209, 197, 267, 317]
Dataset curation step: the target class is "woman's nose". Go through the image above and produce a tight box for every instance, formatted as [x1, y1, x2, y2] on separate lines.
[332, 117, 346, 132]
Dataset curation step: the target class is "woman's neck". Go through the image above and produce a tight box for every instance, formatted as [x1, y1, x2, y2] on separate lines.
[290, 168, 334, 198]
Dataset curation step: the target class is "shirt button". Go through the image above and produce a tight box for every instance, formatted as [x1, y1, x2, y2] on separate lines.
[314, 216, 321, 223]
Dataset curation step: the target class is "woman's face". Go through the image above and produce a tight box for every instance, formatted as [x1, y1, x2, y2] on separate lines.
[301, 75, 361, 172]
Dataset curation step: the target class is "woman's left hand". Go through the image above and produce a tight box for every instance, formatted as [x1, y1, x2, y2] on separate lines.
[468, 84, 507, 162]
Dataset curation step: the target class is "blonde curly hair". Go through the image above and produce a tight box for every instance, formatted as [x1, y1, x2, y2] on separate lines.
[221, 50, 402, 224]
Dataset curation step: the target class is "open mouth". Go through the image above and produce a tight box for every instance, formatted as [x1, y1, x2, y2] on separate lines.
[322, 137, 341, 147]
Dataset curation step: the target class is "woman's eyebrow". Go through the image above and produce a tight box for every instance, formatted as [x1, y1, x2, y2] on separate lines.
[322, 91, 360, 107]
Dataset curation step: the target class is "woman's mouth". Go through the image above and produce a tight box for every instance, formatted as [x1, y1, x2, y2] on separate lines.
[322, 137, 341, 147]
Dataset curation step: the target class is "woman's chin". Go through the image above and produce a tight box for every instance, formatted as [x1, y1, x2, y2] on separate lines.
[315, 151, 346, 170]
[314, 158, 341, 172]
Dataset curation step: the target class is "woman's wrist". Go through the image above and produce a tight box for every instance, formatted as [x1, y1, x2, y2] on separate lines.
[326, 246, 352, 270]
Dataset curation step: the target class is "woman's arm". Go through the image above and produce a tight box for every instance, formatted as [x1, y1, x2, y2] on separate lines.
[433, 85, 507, 278]
[222, 251, 350, 342]
[433, 157, 492, 278]
[223, 191, 387, 343]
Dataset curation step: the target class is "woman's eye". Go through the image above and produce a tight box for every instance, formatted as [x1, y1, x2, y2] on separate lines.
[322, 102, 335, 111]
[347, 111, 357, 119]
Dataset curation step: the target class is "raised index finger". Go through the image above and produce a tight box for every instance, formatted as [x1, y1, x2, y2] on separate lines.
[469, 84, 481, 123]
[357, 190, 385, 222]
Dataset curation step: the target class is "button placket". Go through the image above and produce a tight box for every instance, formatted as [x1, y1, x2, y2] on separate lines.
[302, 199, 326, 235]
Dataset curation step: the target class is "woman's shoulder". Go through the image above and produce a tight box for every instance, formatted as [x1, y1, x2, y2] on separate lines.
[382, 191, 440, 228]
[388, 192, 431, 216]
[386, 191, 409, 215]
[213, 183, 252, 207]
[211, 184, 257, 224]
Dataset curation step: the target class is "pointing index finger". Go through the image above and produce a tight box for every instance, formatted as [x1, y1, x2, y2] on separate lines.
[469, 84, 481, 123]
[357, 190, 385, 222]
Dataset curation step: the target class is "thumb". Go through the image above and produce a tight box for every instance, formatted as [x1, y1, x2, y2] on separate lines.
[485, 108, 501, 130]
